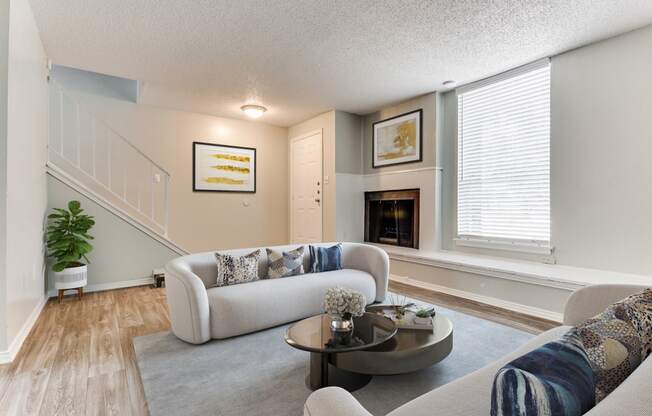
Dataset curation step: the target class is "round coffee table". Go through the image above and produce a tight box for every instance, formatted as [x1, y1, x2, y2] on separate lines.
[285, 313, 396, 390]
[332, 305, 454, 375]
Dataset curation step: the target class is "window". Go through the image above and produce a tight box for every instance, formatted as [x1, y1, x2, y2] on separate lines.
[456, 60, 550, 252]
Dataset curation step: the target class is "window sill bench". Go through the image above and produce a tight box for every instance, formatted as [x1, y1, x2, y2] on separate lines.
[375, 244, 652, 291]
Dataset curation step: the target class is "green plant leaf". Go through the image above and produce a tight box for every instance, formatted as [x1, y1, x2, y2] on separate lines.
[46, 200, 94, 266]
[52, 261, 68, 272]
[68, 200, 81, 214]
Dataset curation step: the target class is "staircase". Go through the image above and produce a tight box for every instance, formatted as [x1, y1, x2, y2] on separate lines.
[46, 80, 188, 255]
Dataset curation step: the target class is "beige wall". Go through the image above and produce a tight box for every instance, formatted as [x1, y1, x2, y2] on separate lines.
[0, 0, 48, 357]
[52, 70, 289, 253]
[288, 111, 337, 241]
[47, 176, 179, 290]
[363, 93, 437, 174]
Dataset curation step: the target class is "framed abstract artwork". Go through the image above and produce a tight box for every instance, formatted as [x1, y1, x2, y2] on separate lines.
[192, 141, 256, 193]
[372, 109, 423, 168]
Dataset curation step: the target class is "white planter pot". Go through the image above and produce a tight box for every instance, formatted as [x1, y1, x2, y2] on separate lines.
[53, 264, 88, 290]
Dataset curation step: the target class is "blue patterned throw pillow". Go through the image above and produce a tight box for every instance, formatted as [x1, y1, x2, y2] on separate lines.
[491, 329, 596, 416]
[309, 244, 342, 273]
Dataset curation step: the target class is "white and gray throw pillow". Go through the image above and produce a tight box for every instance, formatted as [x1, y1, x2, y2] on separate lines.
[214, 249, 261, 287]
[266, 246, 304, 278]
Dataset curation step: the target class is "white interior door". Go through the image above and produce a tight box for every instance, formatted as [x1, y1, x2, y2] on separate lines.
[291, 131, 323, 243]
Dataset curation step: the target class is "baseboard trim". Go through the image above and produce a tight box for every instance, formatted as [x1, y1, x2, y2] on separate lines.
[390, 274, 564, 323]
[47, 277, 155, 298]
[0, 296, 48, 364]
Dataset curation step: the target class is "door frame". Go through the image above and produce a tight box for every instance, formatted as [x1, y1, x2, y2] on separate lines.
[289, 129, 324, 244]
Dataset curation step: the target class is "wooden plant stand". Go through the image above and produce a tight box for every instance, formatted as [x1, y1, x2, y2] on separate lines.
[58, 287, 84, 303]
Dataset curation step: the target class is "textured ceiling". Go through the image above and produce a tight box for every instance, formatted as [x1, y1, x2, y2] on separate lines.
[29, 0, 652, 127]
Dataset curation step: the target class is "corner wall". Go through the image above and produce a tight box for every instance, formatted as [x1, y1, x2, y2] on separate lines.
[361, 93, 439, 251]
[334, 111, 364, 242]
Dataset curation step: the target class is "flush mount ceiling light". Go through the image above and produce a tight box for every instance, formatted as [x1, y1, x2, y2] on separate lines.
[240, 104, 267, 118]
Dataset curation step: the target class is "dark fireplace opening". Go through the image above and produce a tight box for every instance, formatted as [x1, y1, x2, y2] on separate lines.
[365, 189, 419, 249]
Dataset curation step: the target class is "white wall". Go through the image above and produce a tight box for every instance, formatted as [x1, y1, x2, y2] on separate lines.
[0, 0, 48, 360]
[47, 175, 179, 291]
[0, 0, 10, 353]
[51, 68, 289, 254]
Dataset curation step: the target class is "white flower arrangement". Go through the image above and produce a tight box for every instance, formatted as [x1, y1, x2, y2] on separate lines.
[324, 287, 366, 319]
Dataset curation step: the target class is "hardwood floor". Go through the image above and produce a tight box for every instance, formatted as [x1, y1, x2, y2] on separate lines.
[0, 281, 558, 415]
[0, 286, 167, 416]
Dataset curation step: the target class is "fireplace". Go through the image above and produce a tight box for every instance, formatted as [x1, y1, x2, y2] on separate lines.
[364, 189, 419, 249]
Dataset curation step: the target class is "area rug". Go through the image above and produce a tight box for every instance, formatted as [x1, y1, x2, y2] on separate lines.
[133, 296, 534, 416]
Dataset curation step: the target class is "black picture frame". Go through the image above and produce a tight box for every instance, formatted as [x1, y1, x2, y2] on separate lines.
[192, 141, 257, 193]
[372, 109, 423, 168]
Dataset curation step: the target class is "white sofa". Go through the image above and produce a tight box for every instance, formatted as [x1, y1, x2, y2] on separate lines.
[165, 242, 389, 344]
[304, 284, 652, 416]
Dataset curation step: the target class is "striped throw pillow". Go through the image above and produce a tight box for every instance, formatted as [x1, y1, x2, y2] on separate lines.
[309, 244, 342, 273]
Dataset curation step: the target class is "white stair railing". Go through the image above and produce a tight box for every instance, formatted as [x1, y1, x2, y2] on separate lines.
[47, 80, 171, 239]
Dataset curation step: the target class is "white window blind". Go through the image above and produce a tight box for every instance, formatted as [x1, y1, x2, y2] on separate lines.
[457, 60, 550, 247]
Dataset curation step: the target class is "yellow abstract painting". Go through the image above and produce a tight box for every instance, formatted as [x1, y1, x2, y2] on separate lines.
[193, 142, 256, 192]
[373, 110, 422, 168]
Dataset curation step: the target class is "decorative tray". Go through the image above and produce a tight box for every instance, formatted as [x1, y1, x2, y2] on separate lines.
[371, 307, 435, 331]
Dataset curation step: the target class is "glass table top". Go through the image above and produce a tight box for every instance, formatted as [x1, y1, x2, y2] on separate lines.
[285, 313, 397, 353]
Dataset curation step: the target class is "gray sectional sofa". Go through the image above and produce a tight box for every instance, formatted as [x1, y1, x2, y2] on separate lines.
[304, 284, 652, 416]
[164, 242, 389, 343]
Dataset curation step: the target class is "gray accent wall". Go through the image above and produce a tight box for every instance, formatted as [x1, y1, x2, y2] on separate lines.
[51, 65, 138, 102]
[47, 175, 179, 291]
[362, 93, 437, 174]
[334, 110, 363, 175]
[439, 24, 652, 276]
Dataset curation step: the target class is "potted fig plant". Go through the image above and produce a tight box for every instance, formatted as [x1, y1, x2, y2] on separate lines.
[46, 200, 95, 302]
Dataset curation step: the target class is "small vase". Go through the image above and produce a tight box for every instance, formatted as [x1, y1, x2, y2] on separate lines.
[330, 314, 354, 332]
